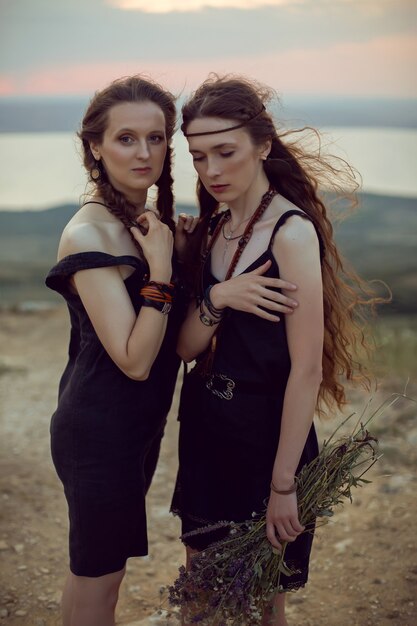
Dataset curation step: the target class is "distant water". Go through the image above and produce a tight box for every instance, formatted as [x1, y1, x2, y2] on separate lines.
[0, 127, 416, 210]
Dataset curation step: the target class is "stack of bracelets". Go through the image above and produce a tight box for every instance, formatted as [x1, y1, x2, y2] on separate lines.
[199, 284, 225, 327]
[139, 280, 174, 315]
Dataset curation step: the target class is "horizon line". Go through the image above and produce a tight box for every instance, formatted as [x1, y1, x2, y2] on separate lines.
[1, 94, 417, 102]
[1, 189, 416, 214]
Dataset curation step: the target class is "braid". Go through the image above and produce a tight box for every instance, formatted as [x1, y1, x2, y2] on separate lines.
[95, 172, 145, 260]
[83, 150, 144, 258]
[155, 145, 175, 234]
[78, 75, 177, 263]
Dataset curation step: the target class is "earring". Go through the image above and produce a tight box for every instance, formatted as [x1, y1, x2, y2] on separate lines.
[91, 160, 101, 181]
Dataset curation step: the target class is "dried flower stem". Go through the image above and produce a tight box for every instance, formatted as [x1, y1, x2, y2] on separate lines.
[169, 393, 411, 625]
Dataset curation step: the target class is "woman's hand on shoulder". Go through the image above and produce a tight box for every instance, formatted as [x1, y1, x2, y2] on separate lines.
[209, 260, 299, 322]
[130, 210, 173, 282]
[174, 212, 199, 262]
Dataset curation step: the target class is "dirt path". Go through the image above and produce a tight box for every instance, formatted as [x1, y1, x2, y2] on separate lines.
[0, 307, 416, 626]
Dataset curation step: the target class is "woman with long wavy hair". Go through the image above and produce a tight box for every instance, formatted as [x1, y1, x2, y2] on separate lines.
[171, 74, 379, 625]
[45, 75, 198, 626]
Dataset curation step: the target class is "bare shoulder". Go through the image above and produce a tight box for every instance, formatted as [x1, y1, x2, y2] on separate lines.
[57, 221, 107, 260]
[268, 194, 316, 241]
[275, 213, 318, 249]
[57, 201, 125, 260]
[271, 213, 322, 283]
[271, 212, 321, 278]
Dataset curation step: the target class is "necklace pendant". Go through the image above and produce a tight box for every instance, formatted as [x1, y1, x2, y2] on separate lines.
[222, 239, 229, 263]
[210, 185, 277, 281]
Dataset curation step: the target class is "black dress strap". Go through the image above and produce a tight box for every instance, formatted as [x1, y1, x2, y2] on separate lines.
[45, 251, 144, 295]
[81, 201, 111, 210]
[268, 210, 325, 259]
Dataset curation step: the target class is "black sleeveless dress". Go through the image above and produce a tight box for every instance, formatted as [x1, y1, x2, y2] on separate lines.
[171, 211, 321, 590]
[46, 252, 183, 577]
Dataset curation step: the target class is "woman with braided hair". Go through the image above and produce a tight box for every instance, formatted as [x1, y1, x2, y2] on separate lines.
[171, 75, 380, 625]
[45, 75, 197, 626]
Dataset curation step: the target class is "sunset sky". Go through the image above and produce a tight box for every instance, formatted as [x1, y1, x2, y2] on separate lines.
[0, 0, 416, 98]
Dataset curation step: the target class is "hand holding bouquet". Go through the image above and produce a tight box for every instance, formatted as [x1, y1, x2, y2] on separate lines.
[169, 395, 405, 625]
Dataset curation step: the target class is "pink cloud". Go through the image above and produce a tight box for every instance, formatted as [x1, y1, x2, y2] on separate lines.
[1, 34, 415, 97]
[266, 34, 417, 97]
[182, 34, 417, 98]
[0, 77, 16, 96]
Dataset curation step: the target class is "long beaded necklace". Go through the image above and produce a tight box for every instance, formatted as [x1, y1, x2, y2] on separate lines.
[198, 185, 277, 375]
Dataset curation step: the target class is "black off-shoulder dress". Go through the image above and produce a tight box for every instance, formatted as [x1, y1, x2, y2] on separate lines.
[46, 252, 182, 577]
[171, 211, 321, 591]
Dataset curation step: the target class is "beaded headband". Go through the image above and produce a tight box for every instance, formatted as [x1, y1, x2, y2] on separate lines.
[183, 105, 266, 137]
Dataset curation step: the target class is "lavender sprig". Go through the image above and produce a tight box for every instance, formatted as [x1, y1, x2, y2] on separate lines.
[169, 394, 408, 625]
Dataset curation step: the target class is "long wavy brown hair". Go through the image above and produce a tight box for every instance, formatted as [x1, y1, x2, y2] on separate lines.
[78, 75, 176, 252]
[181, 74, 387, 415]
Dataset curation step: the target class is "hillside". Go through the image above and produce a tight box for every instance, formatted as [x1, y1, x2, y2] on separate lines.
[0, 193, 416, 313]
[332, 193, 417, 313]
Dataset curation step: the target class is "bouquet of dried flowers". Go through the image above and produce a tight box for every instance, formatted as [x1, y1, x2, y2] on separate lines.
[168, 395, 404, 625]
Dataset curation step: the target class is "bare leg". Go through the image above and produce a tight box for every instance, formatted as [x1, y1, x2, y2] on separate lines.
[182, 546, 233, 626]
[185, 545, 199, 570]
[61, 566, 126, 626]
[62, 573, 73, 626]
[262, 591, 288, 626]
[180, 546, 199, 626]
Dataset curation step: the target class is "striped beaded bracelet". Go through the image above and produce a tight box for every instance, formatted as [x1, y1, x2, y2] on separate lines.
[140, 281, 174, 314]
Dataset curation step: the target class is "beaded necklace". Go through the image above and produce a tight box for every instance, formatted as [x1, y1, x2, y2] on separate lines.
[198, 185, 277, 375]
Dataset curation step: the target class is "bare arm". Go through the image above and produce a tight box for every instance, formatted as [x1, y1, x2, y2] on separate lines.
[265, 217, 324, 548]
[63, 212, 174, 380]
[177, 260, 298, 362]
[73, 266, 170, 380]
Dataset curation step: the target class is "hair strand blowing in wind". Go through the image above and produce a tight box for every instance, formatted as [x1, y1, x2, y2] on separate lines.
[180, 73, 389, 416]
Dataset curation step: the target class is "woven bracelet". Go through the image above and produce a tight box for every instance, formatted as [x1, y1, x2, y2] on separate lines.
[141, 298, 172, 315]
[141, 281, 174, 297]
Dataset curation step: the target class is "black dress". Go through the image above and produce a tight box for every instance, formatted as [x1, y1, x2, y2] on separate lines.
[171, 211, 321, 590]
[46, 252, 182, 577]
